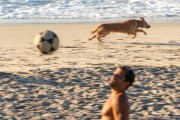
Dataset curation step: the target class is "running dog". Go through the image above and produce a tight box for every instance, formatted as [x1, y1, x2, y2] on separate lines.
[89, 17, 151, 42]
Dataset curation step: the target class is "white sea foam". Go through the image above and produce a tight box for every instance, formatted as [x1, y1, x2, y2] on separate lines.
[0, 0, 180, 21]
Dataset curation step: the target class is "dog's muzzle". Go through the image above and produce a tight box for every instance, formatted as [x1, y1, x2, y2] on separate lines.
[146, 25, 151, 28]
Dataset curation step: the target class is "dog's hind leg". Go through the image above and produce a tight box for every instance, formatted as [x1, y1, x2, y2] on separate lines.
[96, 32, 110, 42]
[96, 35, 104, 42]
[89, 35, 96, 41]
[97, 38, 103, 42]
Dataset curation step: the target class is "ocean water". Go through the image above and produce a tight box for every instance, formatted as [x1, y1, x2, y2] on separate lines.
[0, 0, 180, 23]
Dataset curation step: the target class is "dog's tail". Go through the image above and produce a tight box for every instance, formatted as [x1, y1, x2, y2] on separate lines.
[90, 24, 103, 34]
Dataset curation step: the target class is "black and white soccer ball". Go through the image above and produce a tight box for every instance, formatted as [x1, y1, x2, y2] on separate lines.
[34, 30, 59, 54]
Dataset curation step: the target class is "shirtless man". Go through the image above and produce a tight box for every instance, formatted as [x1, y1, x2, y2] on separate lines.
[101, 66, 135, 120]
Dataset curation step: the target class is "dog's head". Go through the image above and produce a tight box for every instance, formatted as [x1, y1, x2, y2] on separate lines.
[139, 17, 151, 28]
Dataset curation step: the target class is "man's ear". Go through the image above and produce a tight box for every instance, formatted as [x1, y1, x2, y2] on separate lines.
[140, 17, 144, 21]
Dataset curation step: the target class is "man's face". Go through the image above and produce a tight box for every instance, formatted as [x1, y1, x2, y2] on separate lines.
[109, 68, 126, 88]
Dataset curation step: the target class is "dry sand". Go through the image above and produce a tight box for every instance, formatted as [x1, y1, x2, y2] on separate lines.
[0, 24, 179, 119]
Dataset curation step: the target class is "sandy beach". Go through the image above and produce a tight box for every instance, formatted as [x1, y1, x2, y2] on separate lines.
[0, 24, 180, 119]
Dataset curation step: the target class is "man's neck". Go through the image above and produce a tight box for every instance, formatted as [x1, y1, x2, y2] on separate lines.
[111, 89, 125, 97]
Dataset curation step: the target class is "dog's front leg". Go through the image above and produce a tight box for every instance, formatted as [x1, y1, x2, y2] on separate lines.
[128, 33, 136, 39]
[136, 29, 147, 35]
[128, 30, 137, 39]
[132, 33, 137, 39]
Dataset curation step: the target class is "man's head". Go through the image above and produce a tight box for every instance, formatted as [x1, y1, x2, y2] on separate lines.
[109, 65, 135, 91]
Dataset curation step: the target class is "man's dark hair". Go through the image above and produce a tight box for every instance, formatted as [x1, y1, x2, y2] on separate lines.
[118, 65, 135, 85]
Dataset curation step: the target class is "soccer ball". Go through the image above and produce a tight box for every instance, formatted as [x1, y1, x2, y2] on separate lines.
[34, 30, 59, 54]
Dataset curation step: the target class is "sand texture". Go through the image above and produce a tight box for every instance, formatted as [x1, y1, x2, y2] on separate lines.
[0, 24, 180, 119]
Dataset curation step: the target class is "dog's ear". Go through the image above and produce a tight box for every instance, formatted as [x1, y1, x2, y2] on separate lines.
[140, 17, 145, 21]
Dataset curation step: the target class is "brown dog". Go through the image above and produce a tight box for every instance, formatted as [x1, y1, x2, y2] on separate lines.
[89, 17, 151, 42]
